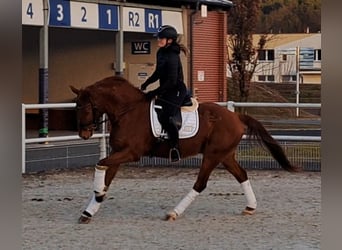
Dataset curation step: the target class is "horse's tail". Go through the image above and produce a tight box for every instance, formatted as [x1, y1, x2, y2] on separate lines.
[238, 114, 301, 172]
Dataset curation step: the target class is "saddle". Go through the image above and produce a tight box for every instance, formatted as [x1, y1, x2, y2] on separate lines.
[150, 98, 199, 139]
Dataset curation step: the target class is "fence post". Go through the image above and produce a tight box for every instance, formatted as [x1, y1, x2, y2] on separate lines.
[22, 104, 26, 174]
[227, 101, 235, 112]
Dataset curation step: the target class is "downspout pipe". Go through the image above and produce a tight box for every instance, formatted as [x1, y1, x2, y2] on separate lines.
[189, 1, 201, 96]
[38, 0, 49, 139]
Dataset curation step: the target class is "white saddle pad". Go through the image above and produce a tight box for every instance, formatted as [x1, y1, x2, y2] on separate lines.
[150, 100, 199, 139]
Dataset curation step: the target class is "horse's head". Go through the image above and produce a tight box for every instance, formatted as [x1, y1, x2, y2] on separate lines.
[70, 85, 101, 140]
[70, 76, 147, 139]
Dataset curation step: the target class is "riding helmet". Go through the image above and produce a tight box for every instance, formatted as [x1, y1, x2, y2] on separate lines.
[155, 25, 178, 40]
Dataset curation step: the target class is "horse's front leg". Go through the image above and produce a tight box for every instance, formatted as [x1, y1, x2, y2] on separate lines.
[78, 164, 119, 224]
[78, 149, 135, 224]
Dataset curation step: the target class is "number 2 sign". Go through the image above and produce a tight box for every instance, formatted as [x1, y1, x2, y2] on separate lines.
[48, 0, 118, 30]
[23, 0, 180, 33]
[70, 1, 98, 29]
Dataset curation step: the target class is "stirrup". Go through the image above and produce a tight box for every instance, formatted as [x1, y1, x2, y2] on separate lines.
[169, 148, 181, 163]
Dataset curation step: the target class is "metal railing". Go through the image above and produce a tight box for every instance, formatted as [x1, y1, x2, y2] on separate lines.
[22, 103, 109, 173]
[22, 102, 321, 173]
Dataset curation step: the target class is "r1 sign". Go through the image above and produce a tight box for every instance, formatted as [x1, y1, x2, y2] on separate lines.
[145, 9, 161, 33]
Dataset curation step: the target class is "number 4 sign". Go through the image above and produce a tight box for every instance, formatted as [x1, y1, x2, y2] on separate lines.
[22, 0, 44, 26]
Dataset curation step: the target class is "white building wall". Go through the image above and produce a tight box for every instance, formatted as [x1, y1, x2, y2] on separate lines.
[229, 33, 321, 84]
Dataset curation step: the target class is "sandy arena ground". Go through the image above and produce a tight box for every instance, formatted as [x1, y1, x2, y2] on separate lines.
[22, 166, 321, 250]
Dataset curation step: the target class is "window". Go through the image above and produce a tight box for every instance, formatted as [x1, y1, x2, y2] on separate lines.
[258, 75, 275, 82]
[267, 75, 275, 82]
[258, 75, 266, 81]
[314, 49, 321, 61]
[258, 49, 275, 61]
[282, 75, 297, 82]
[282, 54, 287, 61]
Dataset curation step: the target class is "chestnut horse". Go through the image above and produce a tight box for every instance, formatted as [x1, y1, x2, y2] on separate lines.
[70, 75, 299, 224]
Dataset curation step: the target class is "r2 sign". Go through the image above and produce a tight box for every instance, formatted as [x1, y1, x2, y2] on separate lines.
[122, 7, 161, 33]
[123, 7, 144, 32]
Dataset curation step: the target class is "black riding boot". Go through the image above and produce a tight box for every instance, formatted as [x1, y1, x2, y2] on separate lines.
[169, 146, 181, 163]
[166, 118, 181, 163]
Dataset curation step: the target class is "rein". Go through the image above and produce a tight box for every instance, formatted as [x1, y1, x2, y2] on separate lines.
[110, 100, 143, 124]
[77, 97, 143, 130]
[76, 102, 104, 131]
[157, 97, 181, 108]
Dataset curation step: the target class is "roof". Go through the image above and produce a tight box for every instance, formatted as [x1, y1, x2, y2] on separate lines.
[179, 0, 233, 8]
[251, 33, 321, 49]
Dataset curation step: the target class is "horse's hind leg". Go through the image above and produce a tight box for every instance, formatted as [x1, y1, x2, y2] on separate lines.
[222, 154, 257, 215]
[78, 164, 119, 224]
[166, 157, 218, 221]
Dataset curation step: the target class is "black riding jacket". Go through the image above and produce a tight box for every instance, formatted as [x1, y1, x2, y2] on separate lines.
[144, 43, 187, 101]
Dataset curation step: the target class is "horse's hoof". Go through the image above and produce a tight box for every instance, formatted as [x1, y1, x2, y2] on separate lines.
[164, 211, 177, 221]
[78, 215, 91, 224]
[242, 207, 256, 215]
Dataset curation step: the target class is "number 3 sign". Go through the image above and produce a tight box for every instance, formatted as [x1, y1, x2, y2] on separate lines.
[22, 0, 182, 33]
[48, 0, 119, 30]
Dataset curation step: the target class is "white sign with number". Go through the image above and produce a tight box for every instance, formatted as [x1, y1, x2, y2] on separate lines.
[122, 7, 145, 32]
[70, 1, 98, 29]
[162, 11, 183, 34]
[22, 0, 44, 26]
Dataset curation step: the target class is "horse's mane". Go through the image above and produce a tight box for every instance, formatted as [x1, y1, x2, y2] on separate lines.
[84, 76, 144, 104]
[86, 76, 142, 94]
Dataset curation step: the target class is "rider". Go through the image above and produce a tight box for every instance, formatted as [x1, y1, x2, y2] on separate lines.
[141, 25, 191, 162]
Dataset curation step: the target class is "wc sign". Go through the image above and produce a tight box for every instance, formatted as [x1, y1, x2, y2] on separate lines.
[131, 41, 151, 54]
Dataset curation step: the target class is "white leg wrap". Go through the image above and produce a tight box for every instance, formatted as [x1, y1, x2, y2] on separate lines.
[94, 166, 106, 196]
[241, 180, 257, 209]
[173, 189, 199, 216]
[84, 194, 101, 216]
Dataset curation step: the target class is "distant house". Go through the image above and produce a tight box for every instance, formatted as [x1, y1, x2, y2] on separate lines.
[228, 33, 321, 84]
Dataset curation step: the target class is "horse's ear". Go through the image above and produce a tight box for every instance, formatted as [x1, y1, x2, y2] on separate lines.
[70, 85, 80, 95]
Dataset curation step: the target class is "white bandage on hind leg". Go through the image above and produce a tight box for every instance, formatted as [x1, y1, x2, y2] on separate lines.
[173, 189, 199, 216]
[241, 180, 257, 209]
[93, 165, 107, 196]
[84, 193, 101, 216]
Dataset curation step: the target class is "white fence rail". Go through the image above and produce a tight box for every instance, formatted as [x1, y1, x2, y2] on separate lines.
[217, 101, 321, 112]
[22, 103, 109, 173]
[22, 102, 321, 173]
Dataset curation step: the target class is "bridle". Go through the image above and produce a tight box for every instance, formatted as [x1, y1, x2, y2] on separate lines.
[76, 102, 105, 131]
[76, 92, 143, 131]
